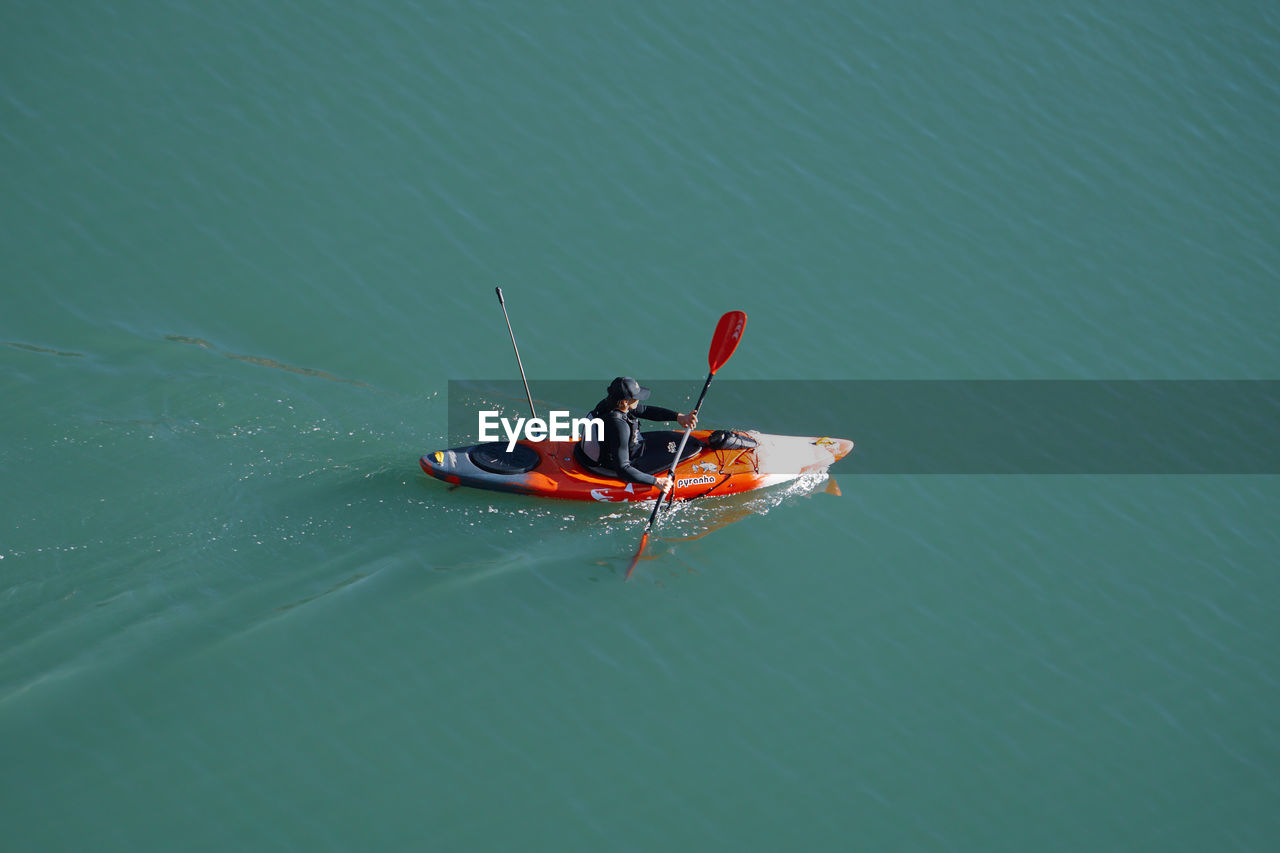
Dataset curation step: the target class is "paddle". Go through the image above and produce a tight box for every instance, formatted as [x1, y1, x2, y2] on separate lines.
[495, 287, 537, 420]
[625, 310, 747, 580]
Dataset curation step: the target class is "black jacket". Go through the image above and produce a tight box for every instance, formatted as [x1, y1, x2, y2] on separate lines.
[588, 399, 680, 486]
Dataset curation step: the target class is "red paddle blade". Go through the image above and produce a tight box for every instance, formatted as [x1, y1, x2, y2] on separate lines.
[625, 532, 650, 580]
[708, 311, 747, 374]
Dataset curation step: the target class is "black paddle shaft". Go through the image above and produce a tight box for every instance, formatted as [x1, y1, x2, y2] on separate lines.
[640, 370, 714, 531]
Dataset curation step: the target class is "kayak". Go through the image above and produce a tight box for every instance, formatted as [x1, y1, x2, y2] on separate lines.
[419, 429, 854, 502]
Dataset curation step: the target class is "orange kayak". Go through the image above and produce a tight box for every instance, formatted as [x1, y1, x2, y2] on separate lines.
[420, 429, 853, 502]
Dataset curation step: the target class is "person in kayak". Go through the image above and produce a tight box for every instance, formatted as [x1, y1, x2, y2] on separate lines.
[589, 376, 697, 492]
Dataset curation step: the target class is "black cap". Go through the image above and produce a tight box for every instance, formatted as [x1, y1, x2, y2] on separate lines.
[607, 376, 651, 401]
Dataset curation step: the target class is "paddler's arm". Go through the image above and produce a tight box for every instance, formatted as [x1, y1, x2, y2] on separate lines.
[607, 418, 659, 487]
[635, 404, 698, 429]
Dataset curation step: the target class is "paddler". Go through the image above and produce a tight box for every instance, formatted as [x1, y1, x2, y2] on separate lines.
[589, 377, 697, 492]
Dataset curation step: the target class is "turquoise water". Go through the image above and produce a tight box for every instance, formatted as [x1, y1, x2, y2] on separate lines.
[3, 1, 1278, 849]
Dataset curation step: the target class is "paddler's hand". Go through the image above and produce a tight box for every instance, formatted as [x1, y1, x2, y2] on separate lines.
[655, 476, 673, 493]
[676, 411, 698, 429]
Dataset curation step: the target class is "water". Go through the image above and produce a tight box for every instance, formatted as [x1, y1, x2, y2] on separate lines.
[3, 1, 1278, 849]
